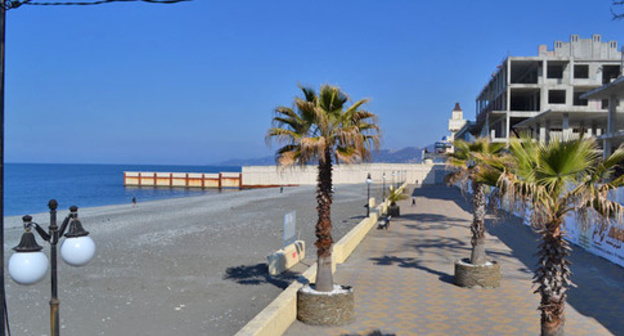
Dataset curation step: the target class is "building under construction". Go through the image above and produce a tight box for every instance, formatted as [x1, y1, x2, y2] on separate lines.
[475, 34, 623, 145]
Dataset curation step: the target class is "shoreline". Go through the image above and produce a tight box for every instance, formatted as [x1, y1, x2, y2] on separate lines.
[3, 187, 247, 230]
[3, 183, 382, 336]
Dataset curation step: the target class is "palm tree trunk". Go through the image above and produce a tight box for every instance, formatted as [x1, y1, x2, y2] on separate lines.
[470, 181, 487, 265]
[314, 148, 334, 292]
[536, 222, 570, 336]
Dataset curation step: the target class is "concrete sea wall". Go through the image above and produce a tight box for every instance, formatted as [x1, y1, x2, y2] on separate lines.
[242, 163, 446, 186]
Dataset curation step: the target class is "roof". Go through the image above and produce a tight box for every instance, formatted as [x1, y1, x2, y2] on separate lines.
[513, 109, 612, 129]
[581, 76, 624, 100]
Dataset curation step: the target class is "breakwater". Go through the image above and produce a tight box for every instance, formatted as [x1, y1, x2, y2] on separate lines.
[123, 171, 243, 189]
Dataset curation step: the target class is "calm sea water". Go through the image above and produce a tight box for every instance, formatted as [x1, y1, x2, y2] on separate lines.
[4, 163, 241, 217]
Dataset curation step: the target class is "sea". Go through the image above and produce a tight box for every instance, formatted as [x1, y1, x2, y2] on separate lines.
[4, 163, 241, 217]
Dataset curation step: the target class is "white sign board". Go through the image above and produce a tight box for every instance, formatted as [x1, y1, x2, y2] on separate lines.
[283, 210, 296, 247]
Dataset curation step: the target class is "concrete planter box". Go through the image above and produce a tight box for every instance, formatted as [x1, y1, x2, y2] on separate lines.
[297, 284, 354, 326]
[454, 258, 500, 288]
[388, 204, 400, 217]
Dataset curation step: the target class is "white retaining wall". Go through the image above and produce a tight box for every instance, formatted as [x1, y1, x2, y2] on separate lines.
[242, 163, 446, 186]
[496, 188, 624, 269]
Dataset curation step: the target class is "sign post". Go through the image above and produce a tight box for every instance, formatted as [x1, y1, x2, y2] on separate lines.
[283, 210, 296, 248]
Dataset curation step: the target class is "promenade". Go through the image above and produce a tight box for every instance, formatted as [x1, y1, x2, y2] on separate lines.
[285, 185, 624, 336]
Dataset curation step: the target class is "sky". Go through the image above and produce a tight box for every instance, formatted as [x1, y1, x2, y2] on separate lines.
[3, 0, 623, 165]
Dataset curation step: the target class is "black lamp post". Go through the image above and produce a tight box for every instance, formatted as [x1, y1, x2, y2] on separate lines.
[8, 200, 96, 336]
[392, 171, 397, 189]
[366, 173, 372, 217]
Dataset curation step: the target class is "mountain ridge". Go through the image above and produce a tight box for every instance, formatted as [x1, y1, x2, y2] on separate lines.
[217, 146, 425, 166]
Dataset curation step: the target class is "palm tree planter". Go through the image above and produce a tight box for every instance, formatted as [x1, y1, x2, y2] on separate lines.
[447, 138, 505, 288]
[481, 136, 624, 336]
[386, 186, 407, 217]
[267, 84, 380, 326]
[454, 258, 501, 288]
[297, 284, 354, 325]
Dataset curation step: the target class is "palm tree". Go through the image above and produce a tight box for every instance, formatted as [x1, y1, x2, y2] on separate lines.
[386, 185, 408, 206]
[447, 138, 506, 266]
[480, 136, 624, 336]
[267, 84, 381, 292]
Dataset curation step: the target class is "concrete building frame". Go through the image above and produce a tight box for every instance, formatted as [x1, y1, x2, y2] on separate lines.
[475, 34, 623, 145]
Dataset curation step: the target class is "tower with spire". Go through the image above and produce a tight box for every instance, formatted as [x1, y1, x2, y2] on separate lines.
[448, 102, 466, 142]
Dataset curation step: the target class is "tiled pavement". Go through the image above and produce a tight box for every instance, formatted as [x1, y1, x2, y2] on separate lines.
[284, 185, 624, 336]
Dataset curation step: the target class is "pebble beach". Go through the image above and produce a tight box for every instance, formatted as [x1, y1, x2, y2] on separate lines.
[2, 183, 382, 336]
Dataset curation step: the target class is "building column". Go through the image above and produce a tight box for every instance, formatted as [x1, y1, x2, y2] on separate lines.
[538, 123, 546, 143]
[545, 119, 551, 143]
[562, 113, 571, 140]
[605, 95, 618, 159]
[589, 122, 596, 137]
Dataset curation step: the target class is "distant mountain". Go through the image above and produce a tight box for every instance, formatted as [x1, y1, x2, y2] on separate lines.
[217, 146, 425, 166]
[218, 156, 276, 166]
[372, 147, 423, 163]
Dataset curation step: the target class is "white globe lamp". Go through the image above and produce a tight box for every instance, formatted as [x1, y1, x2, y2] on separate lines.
[8, 224, 49, 285]
[61, 218, 96, 267]
[61, 235, 96, 266]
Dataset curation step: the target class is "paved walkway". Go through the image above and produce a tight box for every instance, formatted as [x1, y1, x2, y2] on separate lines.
[284, 185, 624, 336]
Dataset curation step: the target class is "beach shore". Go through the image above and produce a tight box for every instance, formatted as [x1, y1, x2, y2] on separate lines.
[3, 184, 382, 336]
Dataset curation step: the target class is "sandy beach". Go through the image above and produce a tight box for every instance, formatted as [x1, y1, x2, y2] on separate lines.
[2, 183, 383, 336]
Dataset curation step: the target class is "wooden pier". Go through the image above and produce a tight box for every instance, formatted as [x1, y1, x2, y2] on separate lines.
[123, 172, 243, 189]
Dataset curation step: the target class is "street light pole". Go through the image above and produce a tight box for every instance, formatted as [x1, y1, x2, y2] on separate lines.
[0, 2, 7, 335]
[8, 201, 96, 336]
[366, 173, 372, 217]
[382, 172, 386, 201]
[49, 201, 60, 336]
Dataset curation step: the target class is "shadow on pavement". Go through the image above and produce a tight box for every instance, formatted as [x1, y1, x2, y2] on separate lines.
[369, 255, 455, 285]
[423, 184, 624, 334]
[484, 210, 624, 335]
[412, 185, 473, 213]
[341, 330, 396, 336]
[223, 263, 299, 289]
[400, 212, 469, 230]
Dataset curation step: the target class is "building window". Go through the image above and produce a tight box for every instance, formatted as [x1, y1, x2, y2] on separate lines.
[573, 91, 588, 106]
[574, 65, 589, 79]
[547, 63, 565, 79]
[548, 90, 566, 104]
[602, 65, 620, 84]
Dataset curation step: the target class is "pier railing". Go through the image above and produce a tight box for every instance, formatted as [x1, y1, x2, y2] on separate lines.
[123, 172, 242, 189]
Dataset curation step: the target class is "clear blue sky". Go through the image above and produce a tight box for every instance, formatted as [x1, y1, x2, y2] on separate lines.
[4, 0, 623, 165]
